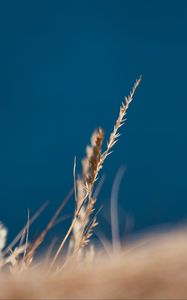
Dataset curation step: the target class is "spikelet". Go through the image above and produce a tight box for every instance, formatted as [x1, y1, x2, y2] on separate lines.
[86, 128, 104, 188]
[0, 222, 7, 269]
[97, 77, 142, 177]
[0, 222, 7, 255]
[5, 246, 26, 272]
[71, 129, 104, 256]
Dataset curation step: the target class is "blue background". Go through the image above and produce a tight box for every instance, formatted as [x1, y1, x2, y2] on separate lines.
[0, 0, 187, 242]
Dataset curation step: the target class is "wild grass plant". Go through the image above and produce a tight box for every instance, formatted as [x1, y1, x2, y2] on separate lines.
[1, 77, 186, 298]
[0, 76, 141, 271]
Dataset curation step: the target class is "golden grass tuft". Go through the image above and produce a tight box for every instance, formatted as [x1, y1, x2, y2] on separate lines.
[1, 229, 187, 298]
[0, 77, 141, 271]
[1, 76, 187, 299]
[7, 77, 187, 300]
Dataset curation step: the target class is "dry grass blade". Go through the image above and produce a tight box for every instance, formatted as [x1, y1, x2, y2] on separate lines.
[49, 190, 89, 271]
[23, 189, 74, 268]
[23, 209, 30, 264]
[2, 202, 49, 258]
[110, 166, 126, 253]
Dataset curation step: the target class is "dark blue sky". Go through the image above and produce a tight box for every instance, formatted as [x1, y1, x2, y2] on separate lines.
[0, 0, 187, 241]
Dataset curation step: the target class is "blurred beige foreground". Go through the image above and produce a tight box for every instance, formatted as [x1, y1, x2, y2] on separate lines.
[1, 228, 187, 299]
